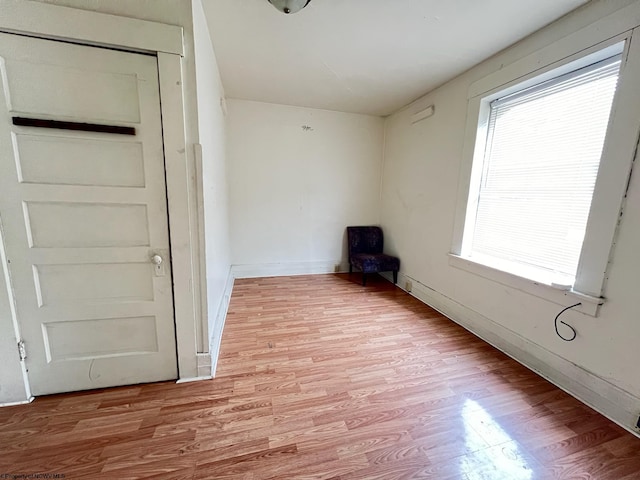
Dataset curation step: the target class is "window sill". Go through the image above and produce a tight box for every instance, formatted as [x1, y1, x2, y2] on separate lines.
[448, 254, 604, 317]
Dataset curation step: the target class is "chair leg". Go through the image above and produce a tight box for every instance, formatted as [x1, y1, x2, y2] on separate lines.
[393, 270, 398, 284]
[349, 264, 352, 273]
[362, 273, 366, 286]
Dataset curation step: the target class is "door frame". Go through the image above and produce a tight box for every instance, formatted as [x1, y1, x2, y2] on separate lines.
[0, 0, 204, 400]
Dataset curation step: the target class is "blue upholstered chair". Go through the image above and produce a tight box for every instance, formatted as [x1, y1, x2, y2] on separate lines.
[347, 226, 400, 286]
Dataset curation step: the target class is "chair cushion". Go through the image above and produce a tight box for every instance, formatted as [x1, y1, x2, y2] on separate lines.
[351, 253, 400, 273]
[347, 226, 384, 255]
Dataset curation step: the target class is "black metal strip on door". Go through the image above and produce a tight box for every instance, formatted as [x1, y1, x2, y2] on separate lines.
[12, 117, 136, 135]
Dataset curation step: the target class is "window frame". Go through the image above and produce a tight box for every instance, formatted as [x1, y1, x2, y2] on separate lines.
[450, 31, 640, 317]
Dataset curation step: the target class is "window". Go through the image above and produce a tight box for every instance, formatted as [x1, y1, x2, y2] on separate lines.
[461, 55, 622, 287]
[447, 35, 640, 316]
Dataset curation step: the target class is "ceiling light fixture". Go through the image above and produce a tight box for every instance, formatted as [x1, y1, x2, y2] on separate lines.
[268, 0, 311, 15]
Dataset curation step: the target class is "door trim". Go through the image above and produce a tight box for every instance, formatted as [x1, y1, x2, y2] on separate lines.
[0, 0, 183, 55]
[158, 51, 199, 379]
[0, 1, 203, 397]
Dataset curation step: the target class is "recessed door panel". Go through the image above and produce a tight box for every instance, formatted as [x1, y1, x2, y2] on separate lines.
[3, 60, 141, 123]
[24, 202, 150, 248]
[13, 133, 145, 187]
[43, 316, 159, 362]
[34, 263, 154, 306]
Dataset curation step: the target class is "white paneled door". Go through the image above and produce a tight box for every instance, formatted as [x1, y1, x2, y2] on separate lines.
[0, 33, 178, 395]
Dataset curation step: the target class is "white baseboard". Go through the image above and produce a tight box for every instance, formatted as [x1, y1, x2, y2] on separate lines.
[0, 397, 33, 407]
[196, 352, 212, 378]
[231, 261, 348, 279]
[382, 271, 640, 438]
[176, 376, 212, 384]
[210, 268, 235, 377]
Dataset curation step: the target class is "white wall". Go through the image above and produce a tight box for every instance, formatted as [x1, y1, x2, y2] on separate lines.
[227, 100, 384, 276]
[192, 0, 231, 367]
[381, 0, 640, 432]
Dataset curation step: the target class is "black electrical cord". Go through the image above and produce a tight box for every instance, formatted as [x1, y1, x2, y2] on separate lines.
[554, 302, 581, 342]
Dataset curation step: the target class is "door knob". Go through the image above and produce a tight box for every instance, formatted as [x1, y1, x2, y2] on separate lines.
[151, 254, 165, 277]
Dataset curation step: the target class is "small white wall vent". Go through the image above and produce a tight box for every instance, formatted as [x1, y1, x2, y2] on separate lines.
[411, 105, 435, 124]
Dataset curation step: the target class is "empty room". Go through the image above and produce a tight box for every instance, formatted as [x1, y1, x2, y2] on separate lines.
[1, 0, 640, 478]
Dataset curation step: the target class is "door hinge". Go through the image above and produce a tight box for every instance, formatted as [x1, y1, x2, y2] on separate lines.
[17, 340, 26, 361]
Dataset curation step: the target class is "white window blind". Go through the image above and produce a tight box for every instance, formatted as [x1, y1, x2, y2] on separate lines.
[468, 55, 621, 285]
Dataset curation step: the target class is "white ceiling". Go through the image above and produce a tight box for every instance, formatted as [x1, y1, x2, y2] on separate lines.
[203, 0, 590, 116]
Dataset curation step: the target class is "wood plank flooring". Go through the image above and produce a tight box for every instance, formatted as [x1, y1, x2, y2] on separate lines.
[1, 273, 639, 479]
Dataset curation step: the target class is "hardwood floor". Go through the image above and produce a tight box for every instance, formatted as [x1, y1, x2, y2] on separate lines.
[1, 273, 639, 479]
